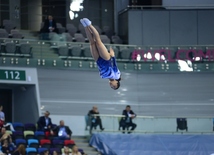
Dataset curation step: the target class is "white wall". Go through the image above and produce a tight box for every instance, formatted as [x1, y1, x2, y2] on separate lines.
[163, 0, 214, 9]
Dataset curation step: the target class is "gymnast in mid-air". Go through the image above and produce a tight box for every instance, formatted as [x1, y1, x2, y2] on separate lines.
[80, 18, 121, 90]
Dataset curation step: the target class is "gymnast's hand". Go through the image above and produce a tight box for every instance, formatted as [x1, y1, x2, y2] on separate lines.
[109, 47, 115, 57]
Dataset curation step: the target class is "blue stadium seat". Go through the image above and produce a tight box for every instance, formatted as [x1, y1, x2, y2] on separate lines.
[28, 139, 39, 148]
[26, 147, 37, 155]
[34, 131, 45, 140]
[38, 148, 48, 154]
[12, 131, 24, 140]
[49, 148, 61, 154]
[12, 122, 25, 132]
[15, 139, 26, 147]
[24, 123, 36, 132]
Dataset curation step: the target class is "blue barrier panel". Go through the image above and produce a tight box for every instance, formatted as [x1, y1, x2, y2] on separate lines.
[90, 133, 214, 155]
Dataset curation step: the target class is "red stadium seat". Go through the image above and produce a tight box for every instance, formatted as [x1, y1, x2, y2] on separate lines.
[64, 140, 75, 148]
[40, 139, 51, 149]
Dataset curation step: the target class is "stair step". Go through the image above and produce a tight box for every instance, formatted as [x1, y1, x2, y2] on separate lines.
[85, 151, 101, 155]
[74, 142, 90, 147]
[69, 136, 101, 155]
[72, 136, 88, 139]
[73, 138, 88, 143]
[79, 146, 97, 152]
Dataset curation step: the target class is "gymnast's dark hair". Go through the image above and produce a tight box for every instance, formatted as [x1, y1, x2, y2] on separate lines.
[114, 77, 121, 90]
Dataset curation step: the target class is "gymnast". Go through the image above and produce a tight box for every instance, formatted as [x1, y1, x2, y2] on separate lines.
[80, 18, 121, 90]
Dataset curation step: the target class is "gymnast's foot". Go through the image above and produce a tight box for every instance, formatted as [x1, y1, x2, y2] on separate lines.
[80, 19, 87, 27]
[83, 18, 92, 26]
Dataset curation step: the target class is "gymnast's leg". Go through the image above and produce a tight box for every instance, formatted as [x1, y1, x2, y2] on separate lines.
[80, 19, 99, 61]
[83, 18, 111, 61]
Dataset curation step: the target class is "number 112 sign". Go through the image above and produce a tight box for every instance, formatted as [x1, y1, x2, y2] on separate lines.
[0, 69, 26, 81]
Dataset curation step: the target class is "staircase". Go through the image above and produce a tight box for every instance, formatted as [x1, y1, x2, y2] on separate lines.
[72, 136, 101, 155]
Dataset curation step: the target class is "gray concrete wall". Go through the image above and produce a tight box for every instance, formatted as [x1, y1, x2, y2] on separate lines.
[163, 0, 214, 9]
[124, 9, 214, 45]
[37, 68, 214, 117]
[9, 0, 20, 29]
[20, 0, 42, 30]
[13, 85, 39, 123]
[28, 0, 42, 31]
[0, 67, 41, 122]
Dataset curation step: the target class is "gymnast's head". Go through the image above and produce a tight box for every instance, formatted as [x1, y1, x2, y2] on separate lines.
[109, 77, 121, 90]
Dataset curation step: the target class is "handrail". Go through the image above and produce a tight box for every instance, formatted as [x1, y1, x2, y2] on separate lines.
[119, 5, 214, 15]
[0, 37, 138, 47]
[127, 5, 214, 8]
[95, 129, 214, 134]
[91, 114, 214, 119]
[92, 114, 154, 118]
[2, 37, 214, 47]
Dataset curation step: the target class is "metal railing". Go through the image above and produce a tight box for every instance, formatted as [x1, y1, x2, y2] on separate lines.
[0, 37, 214, 72]
[85, 114, 214, 134]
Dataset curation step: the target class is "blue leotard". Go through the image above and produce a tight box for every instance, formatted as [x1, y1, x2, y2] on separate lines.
[96, 56, 121, 80]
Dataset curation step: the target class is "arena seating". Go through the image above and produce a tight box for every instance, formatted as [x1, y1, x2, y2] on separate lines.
[56, 23, 66, 34]
[1, 32, 214, 65]
[0, 20, 139, 62]
[11, 30, 24, 39]
[111, 35, 123, 44]
[66, 24, 77, 37]
[42, 21, 122, 44]
[0, 39, 32, 58]
[0, 29, 9, 38]
[90, 133, 214, 155]
[3, 20, 16, 34]
[26, 147, 37, 155]
[1, 20, 214, 66]
[0, 122, 86, 155]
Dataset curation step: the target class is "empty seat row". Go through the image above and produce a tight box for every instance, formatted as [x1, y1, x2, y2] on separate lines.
[49, 32, 109, 43]
[47, 32, 122, 44]
[56, 45, 135, 61]
[0, 28, 24, 39]
[43, 22, 116, 41]
[0, 42, 32, 57]
[68, 23, 115, 41]
[1, 20, 17, 34]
